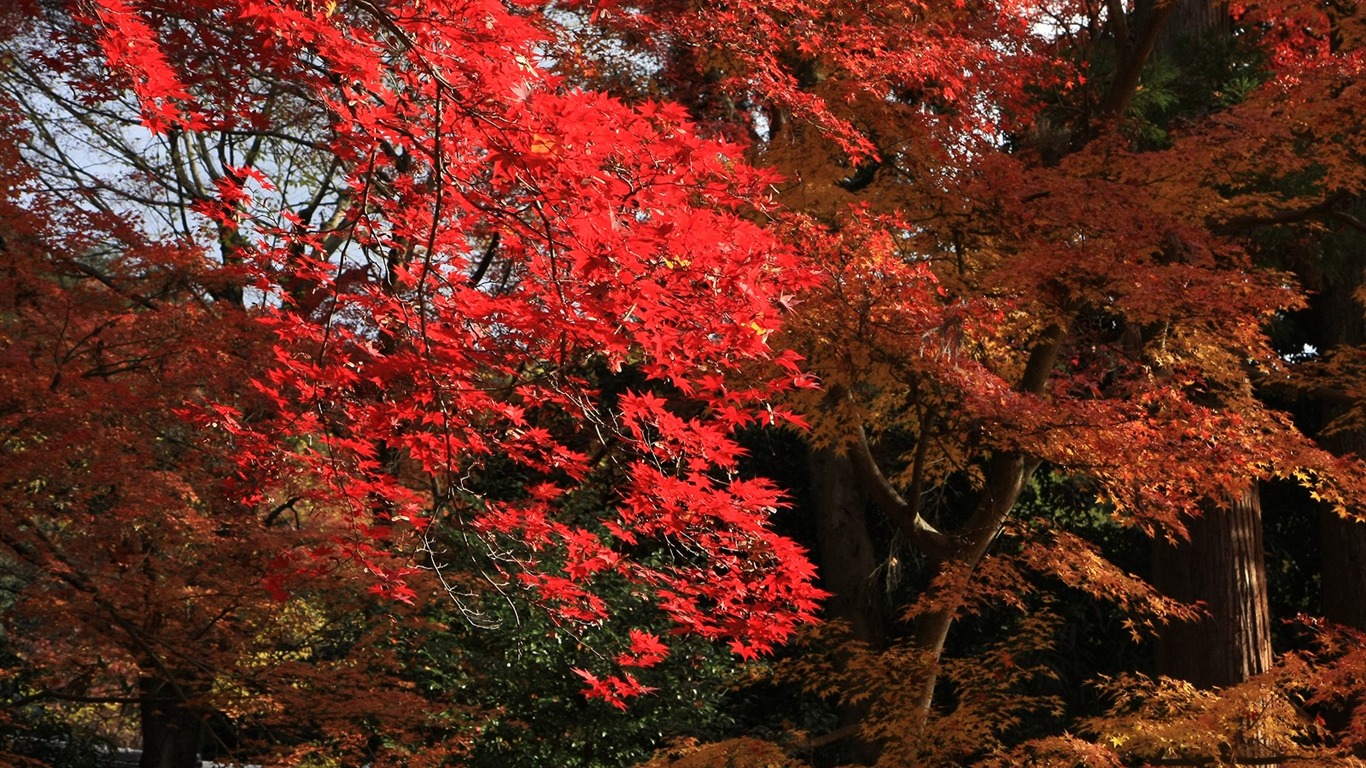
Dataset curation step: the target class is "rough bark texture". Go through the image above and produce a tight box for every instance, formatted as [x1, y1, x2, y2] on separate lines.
[1144, 0, 1231, 57]
[1141, 0, 1275, 695]
[1321, 511, 1366, 629]
[1155, 484, 1274, 688]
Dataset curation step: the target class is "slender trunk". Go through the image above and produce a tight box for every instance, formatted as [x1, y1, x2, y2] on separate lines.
[1103, 9, 1172, 119]
[879, 326, 1064, 729]
[909, 451, 1035, 717]
[139, 676, 202, 768]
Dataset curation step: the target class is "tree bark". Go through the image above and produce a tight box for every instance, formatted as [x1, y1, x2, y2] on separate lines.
[907, 450, 1037, 717]
[1321, 509, 1366, 629]
[846, 325, 1065, 734]
[810, 447, 886, 649]
[808, 446, 885, 763]
[1137, 0, 1275, 700]
[1140, 0, 1230, 58]
[1155, 484, 1273, 688]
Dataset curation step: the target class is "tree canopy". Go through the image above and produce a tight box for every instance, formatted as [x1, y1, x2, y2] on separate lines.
[4, 1, 1366, 767]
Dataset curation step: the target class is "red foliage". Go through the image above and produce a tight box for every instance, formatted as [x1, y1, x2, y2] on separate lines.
[0, 0, 826, 728]
[554, 0, 1366, 759]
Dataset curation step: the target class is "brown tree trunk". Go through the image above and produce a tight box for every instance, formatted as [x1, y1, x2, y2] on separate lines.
[808, 446, 885, 763]
[1156, 483, 1275, 766]
[1140, 0, 1230, 57]
[908, 451, 1036, 716]
[810, 447, 886, 649]
[1321, 510, 1366, 629]
[1142, 0, 1274, 696]
[840, 326, 1063, 742]
[139, 675, 202, 768]
[1155, 483, 1273, 688]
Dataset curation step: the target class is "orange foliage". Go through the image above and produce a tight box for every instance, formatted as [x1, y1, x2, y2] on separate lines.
[572, 0, 1366, 763]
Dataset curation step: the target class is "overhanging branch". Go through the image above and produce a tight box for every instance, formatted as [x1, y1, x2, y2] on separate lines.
[1217, 191, 1365, 234]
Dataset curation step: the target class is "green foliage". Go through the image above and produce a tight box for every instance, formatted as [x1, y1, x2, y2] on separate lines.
[406, 596, 743, 768]
[404, 478, 749, 767]
[0, 648, 125, 768]
[1126, 27, 1267, 148]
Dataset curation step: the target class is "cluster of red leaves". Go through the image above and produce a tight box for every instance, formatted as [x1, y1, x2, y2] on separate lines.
[0, 89, 472, 764]
[560, 0, 1366, 756]
[59, 0, 826, 705]
[25, 0, 1366, 727]
[570, 0, 1059, 159]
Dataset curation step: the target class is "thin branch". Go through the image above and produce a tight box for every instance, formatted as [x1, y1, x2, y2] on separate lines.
[1141, 755, 1324, 766]
[1331, 209, 1366, 234]
[263, 496, 303, 528]
[62, 258, 160, 311]
[1100, 2, 1175, 120]
[790, 722, 862, 751]
[0, 524, 189, 706]
[467, 231, 501, 288]
[1217, 190, 1354, 232]
[10, 690, 146, 706]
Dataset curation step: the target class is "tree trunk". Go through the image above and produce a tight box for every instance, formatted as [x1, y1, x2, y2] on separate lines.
[1321, 510, 1366, 628]
[139, 676, 202, 768]
[808, 446, 885, 763]
[909, 450, 1034, 716]
[846, 327, 1063, 738]
[1155, 484, 1275, 766]
[810, 447, 885, 649]
[1143, 0, 1274, 694]
[1155, 484, 1273, 688]
[1314, 248, 1366, 630]
[1140, 0, 1230, 57]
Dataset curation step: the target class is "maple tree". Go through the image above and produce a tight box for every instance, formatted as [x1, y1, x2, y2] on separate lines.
[0, 0, 825, 765]
[555, 0, 1366, 764]
[7, 0, 1366, 765]
[0, 57, 487, 765]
